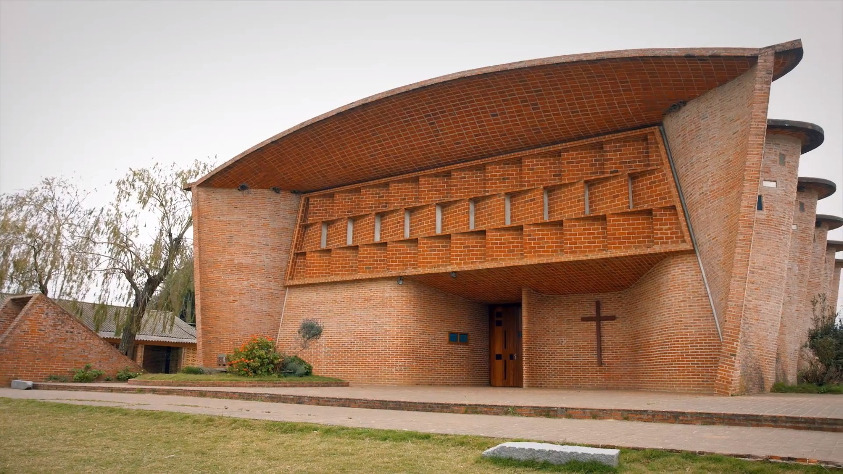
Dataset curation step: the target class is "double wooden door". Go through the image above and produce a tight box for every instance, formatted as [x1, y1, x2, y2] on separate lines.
[489, 305, 522, 387]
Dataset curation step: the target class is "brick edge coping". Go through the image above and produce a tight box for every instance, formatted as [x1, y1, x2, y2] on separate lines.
[126, 380, 349, 388]
[31, 382, 842, 433]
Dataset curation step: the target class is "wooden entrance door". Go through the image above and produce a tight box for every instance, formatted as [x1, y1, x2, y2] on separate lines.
[489, 305, 522, 387]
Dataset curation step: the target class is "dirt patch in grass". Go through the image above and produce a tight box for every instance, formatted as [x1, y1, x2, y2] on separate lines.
[0, 398, 828, 473]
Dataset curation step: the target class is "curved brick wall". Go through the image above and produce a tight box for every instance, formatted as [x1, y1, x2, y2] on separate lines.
[276, 278, 488, 385]
[522, 253, 719, 393]
[193, 187, 300, 366]
[736, 132, 801, 391]
[663, 51, 789, 394]
[776, 187, 819, 383]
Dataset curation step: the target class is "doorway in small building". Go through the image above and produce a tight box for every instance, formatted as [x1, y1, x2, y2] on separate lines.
[489, 304, 522, 387]
[142, 345, 182, 374]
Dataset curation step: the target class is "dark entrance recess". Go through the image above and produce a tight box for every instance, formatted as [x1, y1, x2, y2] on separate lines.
[142, 346, 182, 374]
[489, 304, 523, 387]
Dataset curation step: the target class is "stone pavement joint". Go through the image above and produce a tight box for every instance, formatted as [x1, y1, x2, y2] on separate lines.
[2, 388, 842, 467]
[32, 382, 843, 432]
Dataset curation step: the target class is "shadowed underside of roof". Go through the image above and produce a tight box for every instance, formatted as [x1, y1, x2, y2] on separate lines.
[193, 40, 803, 192]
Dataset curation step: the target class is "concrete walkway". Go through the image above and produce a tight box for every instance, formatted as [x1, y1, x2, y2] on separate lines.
[122, 383, 843, 419]
[3, 387, 842, 465]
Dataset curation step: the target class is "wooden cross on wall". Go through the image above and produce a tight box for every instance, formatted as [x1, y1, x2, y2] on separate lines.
[580, 300, 616, 367]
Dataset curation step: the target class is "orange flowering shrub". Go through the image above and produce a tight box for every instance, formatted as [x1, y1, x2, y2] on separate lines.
[227, 336, 281, 377]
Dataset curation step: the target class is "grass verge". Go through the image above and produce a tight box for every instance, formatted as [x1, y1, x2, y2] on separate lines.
[134, 373, 342, 382]
[0, 397, 827, 473]
[771, 382, 843, 394]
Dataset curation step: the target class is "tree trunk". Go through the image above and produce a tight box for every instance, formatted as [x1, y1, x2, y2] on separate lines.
[118, 320, 137, 359]
[118, 304, 145, 360]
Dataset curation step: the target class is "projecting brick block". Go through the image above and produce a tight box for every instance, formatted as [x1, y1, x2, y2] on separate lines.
[11, 380, 33, 390]
[482, 442, 619, 467]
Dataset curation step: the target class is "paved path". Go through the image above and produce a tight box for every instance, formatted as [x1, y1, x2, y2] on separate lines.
[54, 382, 843, 418]
[141, 384, 843, 418]
[3, 388, 842, 465]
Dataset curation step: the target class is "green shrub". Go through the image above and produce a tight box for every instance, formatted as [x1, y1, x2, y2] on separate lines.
[298, 318, 323, 349]
[800, 294, 842, 385]
[281, 355, 312, 377]
[45, 374, 69, 382]
[116, 367, 142, 382]
[72, 364, 104, 383]
[180, 366, 204, 375]
[772, 382, 843, 394]
[227, 336, 282, 377]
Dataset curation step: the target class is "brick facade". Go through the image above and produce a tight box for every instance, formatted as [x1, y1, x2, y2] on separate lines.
[831, 260, 842, 311]
[522, 253, 719, 392]
[192, 187, 300, 366]
[0, 294, 141, 385]
[275, 278, 488, 385]
[192, 42, 840, 394]
[776, 186, 820, 384]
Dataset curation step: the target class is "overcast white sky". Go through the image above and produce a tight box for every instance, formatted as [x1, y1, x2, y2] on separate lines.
[1, 1, 841, 240]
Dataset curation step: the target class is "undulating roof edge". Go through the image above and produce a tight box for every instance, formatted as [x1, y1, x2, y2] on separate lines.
[767, 119, 824, 154]
[816, 214, 843, 231]
[798, 177, 837, 200]
[190, 40, 803, 191]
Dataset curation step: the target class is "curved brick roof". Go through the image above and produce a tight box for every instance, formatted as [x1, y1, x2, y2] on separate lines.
[194, 40, 802, 192]
[798, 177, 837, 200]
[766, 119, 824, 154]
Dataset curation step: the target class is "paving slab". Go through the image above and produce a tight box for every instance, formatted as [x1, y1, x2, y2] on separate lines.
[10, 380, 32, 390]
[483, 442, 620, 467]
[2, 388, 842, 465]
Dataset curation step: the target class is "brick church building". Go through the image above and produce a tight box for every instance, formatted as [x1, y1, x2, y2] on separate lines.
[189, 40, 842, 395]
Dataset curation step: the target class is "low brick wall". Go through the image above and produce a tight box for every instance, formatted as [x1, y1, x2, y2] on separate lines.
[127, 379, 348, 388]
[32, 383, 841, 432]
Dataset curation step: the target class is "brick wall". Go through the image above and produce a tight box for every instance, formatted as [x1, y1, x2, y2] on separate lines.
[776, 187, 819, 383]
[522, 253, 719, 392]
[663, 52, 780, 394]
[662, 65, 760, 332]
[275, 278, 489, 385]
[182, 345, 198, 368]
[289, 128, 689, 285]
[192, 187, 300, 367]
[734, 133, 800, 392]
[831, 262, 842, 311]
[823, 247, 838, 303]
[0, 294, 141, 385]
[807, 222, 831, 316]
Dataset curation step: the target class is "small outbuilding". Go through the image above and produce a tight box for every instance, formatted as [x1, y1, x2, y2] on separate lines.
[0, 294, 141, 385]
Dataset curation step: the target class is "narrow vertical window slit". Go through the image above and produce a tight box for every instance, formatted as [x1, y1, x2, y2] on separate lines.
[504, 194, 511, 225]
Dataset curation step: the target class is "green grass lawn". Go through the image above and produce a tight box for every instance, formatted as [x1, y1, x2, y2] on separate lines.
[134, 373, 343, 382]
[0, 398, 827, 473]
[771, 382, 842, 394]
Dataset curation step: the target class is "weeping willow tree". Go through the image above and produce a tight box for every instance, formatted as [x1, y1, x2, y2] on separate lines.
[0, 177, 98, 300]
[88, 160, 213, 357]
[153, 255, 195, 324]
